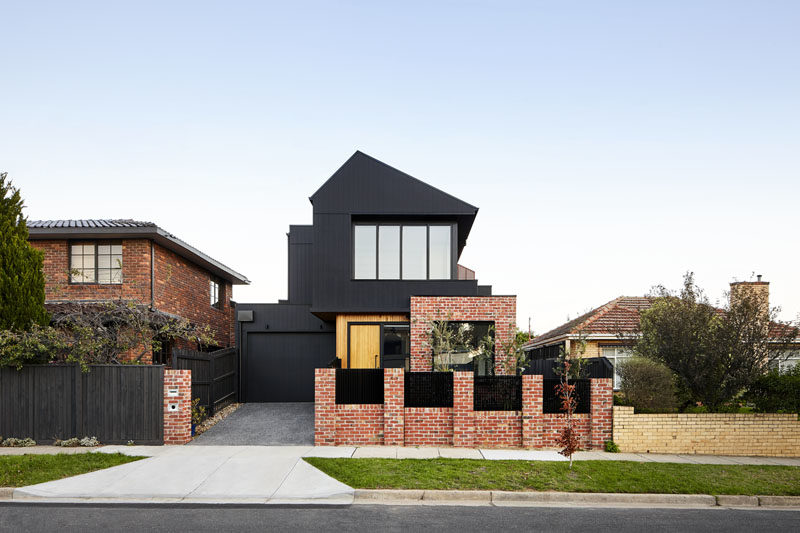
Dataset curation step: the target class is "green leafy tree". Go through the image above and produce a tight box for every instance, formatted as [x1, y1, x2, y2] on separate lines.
[634, 273, 798, 411]
[0, 173, 48, 330]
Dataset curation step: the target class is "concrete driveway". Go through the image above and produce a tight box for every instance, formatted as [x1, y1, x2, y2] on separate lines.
[191, 403, 315, 446]
[13, 445, 353, 504]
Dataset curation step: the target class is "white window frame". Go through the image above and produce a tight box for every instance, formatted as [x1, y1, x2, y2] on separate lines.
[601, 346, 633, 390]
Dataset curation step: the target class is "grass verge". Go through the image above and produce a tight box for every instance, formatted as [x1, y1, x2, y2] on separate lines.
[0, 453, 142, 487]
[304, 458, 800, 496]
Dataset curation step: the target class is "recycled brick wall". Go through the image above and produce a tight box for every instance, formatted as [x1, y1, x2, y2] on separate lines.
[404, 408, 454, 446]
[314, 369, 613, 450]
[613, 406, 800, 457]
[335, 404, 384, 445]
[164, 369, 192, 445]
[541, 414, 592, 449]
[410, 296, 517, 374]
[474, 411, 523, 448]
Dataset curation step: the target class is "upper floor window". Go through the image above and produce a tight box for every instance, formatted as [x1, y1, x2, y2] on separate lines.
[70, 242, 122, 284]
[210, 279, 220, 308]
[353, 223, 453, 280]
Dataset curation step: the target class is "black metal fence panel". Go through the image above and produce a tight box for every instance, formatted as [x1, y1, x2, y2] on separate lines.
[404, 372, 453, 408]
[474, 375, 522, 411]
[335, 369, 384, 404]
[173, 347, 237, 415]
[542, 378, 591, 414]
[0, 365, 164, 444]
[524, 357, 613, 380]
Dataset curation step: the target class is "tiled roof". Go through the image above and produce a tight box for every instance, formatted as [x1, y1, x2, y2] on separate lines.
[524, 295, 797, 349]
[27, 219, 156, 229]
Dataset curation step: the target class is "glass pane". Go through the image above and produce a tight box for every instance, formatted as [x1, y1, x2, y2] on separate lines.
[111, 245, 122, 255]
[98, 269, 111, 283]
[71, 255, 83, 269]
[353, 225, 377, 279]
[378, 226, 400, 279]
[83, 255, 95, 268]
[83, 244, 94, 254]
[428, 226, 451, 279]
[402, 226, 427, 279]
[383, 325, 410, 355]
[97, 245, 110, 254]
[71, 245, 82, 254]
[82, 269, 96, 283]
[111, 255, 122, 269]
[110, 269, 123, 284]
[98, 255, 111, 268]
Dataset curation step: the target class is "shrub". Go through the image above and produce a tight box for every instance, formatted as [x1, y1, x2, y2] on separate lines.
[617, 356, 678, 412]
[1, 437, 36, 447]
[604, 440, 620, 453]
[55, 438, 80, 447]
[745, 366, 800, 414]
[191, 398, 207, 426]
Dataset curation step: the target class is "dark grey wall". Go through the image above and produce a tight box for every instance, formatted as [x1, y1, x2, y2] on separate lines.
[287, 225, 313, 305]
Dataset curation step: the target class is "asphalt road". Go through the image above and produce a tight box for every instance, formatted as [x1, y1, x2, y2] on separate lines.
[2, 504, 798, 532]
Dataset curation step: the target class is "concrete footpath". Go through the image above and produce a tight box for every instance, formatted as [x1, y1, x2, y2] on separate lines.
[2, 445, 799, 507]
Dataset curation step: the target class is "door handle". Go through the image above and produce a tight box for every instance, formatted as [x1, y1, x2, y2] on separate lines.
[375, 354, 379, 368]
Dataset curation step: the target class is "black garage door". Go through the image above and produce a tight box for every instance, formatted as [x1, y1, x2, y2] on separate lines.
[244, 332, 334, 402]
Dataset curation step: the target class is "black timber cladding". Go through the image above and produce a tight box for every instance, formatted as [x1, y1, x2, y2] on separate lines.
[288, 225, 313, 305]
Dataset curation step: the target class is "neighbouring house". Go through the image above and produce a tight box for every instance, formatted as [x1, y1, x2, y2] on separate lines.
[27, 219, 249, 363]
[237, 151, 516, 402]
[522, 278, 800, 390]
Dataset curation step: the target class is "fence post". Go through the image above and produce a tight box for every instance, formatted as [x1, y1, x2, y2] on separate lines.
[163, 369, 192, 445]
[453, 371, 475, 447]
[590, 378, 613, 449]
[522, 374, 543, 448]
[314, 368, 336, 446]
[383, 368, 405, 446]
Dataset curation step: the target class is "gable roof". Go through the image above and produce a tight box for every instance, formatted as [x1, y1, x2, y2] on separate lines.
[27, 219, 249, 285]
[310, 151, 479, 253]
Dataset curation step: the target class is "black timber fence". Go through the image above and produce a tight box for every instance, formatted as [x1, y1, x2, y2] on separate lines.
[405, 372, 453, 408]
[335, 369, 384, 404]
[542, 378, 591, 414]
[0, 365, 164, 445]
[172, 347, 237, 415]
[474, 375, 523, 411]
[524, 357, 614, 380]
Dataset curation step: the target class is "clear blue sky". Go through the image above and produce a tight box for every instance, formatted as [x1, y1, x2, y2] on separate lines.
[2, 1, 798, 332]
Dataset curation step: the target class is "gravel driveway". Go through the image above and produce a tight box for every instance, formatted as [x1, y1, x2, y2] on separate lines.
[190, 403, 315, 445]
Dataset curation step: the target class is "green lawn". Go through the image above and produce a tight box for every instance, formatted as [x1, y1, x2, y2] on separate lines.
[0, 453, 142, 487]
[304, 458, 800, 496]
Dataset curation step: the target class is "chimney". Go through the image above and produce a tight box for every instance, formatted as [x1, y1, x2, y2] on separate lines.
[729, 276, 770, 319]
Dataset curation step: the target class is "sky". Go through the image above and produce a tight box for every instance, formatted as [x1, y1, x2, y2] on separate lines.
[2, 1, 798, 334]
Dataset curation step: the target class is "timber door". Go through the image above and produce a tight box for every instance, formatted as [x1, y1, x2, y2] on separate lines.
[349, 325, 381, 368]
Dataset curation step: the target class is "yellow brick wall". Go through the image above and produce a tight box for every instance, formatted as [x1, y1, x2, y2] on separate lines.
[613, 406, 800, 457]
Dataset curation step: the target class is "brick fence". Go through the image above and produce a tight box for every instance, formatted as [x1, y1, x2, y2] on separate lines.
[315, 368, 613, 448]
[613, 406, 800, 457]
[164, 369, 192, 445]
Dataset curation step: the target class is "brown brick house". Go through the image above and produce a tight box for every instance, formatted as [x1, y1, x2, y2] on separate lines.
[27, 219, 249, 362]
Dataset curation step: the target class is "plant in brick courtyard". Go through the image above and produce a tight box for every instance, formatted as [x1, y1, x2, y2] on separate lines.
[0, 172, 49, 331]
[192, 397, 207, 426]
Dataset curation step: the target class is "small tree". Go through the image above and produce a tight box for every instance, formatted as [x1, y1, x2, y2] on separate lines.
[0, 173, 48, 330]
[554, 338, 586, 468]
[617, 356, 677, 412]
[634, 273, 798, 411]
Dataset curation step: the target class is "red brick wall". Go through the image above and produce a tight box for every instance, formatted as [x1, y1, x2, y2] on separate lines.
[405, 408, 454, 446]
[32, 238, 236, 349]
[335, 405, 384, 445]
[164, 369, 192, 445]
[154, 244, 233, 347]
[474, 411, 523, 448]
[32, 239, 151, 302]
[314, 369, 614, 450]
[410, 296, 517, 374]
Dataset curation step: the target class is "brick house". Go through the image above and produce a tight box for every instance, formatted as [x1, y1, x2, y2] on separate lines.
[523, 278, 800, 389]
[237, 151, 517, 402]
[27, 219, 249, 363]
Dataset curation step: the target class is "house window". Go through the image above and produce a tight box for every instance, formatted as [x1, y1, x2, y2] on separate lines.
[601, 346, 633, 390]
[438, 321, 495, 376]
[771, 350, 800, 373]
[210, 279, 220, 308]
[353, 224, 453, 280]
[70, 242, 122, 284]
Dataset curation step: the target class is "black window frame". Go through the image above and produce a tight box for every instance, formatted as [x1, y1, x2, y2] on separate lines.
[351, 222, 456, 281]
[68, 240, 123, 285]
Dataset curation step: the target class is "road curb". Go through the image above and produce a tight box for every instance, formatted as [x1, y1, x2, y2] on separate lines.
[492, 491, 716, 506]
[716, 495, 759, 507]
[0, 488, 12, 500]
[758, 496, 800, 508]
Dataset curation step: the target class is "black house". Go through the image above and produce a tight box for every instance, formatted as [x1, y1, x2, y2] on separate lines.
[237, 152, 509, 402]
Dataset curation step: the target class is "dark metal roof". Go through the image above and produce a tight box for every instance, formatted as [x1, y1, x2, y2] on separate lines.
[27, 219, 249, 285]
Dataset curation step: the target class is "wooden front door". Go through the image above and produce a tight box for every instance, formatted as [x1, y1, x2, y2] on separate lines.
[349, 325, 381, 369]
